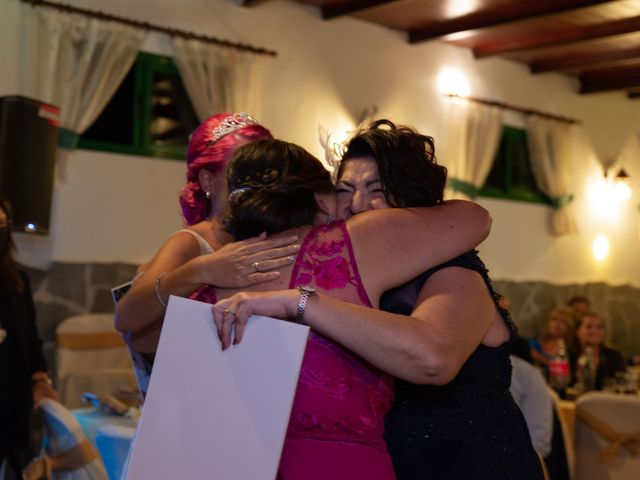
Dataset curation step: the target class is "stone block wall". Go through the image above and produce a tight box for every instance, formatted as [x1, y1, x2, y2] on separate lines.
[24, 262, 640, 380]
[23, 261, 139, 376]
[493, 280, 640, 356]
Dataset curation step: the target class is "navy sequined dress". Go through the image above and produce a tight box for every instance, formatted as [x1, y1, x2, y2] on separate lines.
[381, 251, 544, 480]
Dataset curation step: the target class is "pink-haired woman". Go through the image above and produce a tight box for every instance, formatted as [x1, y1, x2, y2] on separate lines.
[115, 113, 299, 383]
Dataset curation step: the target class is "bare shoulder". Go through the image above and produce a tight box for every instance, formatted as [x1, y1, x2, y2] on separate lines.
[143, 229, 205, 274]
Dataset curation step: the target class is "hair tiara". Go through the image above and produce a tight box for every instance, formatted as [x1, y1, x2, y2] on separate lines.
[211, 112, 258, 144]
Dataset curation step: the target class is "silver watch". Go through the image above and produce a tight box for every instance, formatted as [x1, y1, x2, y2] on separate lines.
[295, 285, 316, 324]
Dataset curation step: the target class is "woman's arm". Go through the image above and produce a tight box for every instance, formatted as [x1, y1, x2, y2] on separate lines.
[115, 231, 299, 334]
[20, 270, 59, 405]
[213, 266, 503, 384]
[347, 200, 491, 302]
[214, 200, 494, 381]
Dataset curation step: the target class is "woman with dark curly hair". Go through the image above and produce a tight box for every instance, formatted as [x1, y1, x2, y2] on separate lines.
[217, 120, 544, 479]
[0, 196, 58, 478]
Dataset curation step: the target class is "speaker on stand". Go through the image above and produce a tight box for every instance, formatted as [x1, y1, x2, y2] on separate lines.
[0, 95, 60, 235]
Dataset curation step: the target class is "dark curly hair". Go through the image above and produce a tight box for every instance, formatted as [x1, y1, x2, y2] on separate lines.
[338, 119, 447, 207]
[224, 139, 334, 240]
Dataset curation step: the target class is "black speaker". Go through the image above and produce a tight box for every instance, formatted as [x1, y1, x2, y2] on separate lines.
[0, 96, 60, 234]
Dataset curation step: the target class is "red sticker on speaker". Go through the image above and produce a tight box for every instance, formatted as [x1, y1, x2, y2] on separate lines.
[38, 104, 60, 127]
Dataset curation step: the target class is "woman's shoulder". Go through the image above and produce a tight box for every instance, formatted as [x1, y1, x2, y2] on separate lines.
[172, 222, 216, 255]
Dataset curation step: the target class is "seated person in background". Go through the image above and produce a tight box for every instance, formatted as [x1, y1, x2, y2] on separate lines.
[0, 196, 58, 477]
[529, 306, 575, 375]
[568, 295, 590, 322]
[509, 355, 553, 458]
[569, 311, 626, 391]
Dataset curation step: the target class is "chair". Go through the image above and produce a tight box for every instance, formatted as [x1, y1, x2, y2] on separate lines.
[548, 388, 574, 480]
[56, 314, 137, 408]
[574, 391, 640, 480]
[30, 398, 109, 480]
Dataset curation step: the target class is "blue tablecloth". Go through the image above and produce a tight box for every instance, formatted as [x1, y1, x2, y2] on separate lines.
[73, 408, 138, 480]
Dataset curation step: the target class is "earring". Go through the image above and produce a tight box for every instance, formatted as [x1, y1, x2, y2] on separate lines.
[205, 191, 212, 199]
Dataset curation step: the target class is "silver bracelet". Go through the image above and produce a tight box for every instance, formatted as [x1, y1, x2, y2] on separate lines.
[155, 272, 168, 309]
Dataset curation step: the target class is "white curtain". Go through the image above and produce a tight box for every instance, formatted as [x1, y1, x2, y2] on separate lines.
[444, 100, 503, 199]
[31, 7, 145, 175]
[526, 115, 577, 236]
[172, 37, 265, 120]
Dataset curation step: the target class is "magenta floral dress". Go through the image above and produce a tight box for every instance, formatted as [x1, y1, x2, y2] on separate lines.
[125, 221, 395, 478]
[277, 221, 395, 480]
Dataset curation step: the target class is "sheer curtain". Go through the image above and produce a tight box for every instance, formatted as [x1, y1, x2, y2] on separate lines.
[444, 100, 503, 199]
[31, 6, 145, 175]
[525, 115, 577, 236]
[172, 37, 265, 120]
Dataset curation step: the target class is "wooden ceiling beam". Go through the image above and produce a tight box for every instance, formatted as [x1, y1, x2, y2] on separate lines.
[238, 0, 269, 6]
[322, 0, 397, 20]
[409, 0, 612, 44]
[580, 64, 640, 93]
[531, 45, 640, 73]
[475, 15, 640, 58]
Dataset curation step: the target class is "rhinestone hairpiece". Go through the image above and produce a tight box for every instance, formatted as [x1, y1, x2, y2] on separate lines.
[210, 113, 258, 144]
[229, 187, 251, 199]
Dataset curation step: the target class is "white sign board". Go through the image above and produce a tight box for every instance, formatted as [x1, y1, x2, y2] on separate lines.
[125, 296, 309, 480]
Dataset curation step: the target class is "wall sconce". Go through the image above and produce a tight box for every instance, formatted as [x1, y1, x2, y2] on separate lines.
[437, 68, 470, 97]
[612, 168, 632, 201]
[592, 234, 610, 261]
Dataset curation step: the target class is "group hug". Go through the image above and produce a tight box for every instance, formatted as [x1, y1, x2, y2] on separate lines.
[114, 112, 546, 479]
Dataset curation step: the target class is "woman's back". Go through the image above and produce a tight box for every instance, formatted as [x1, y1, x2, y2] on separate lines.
[213, 221, 395, 479]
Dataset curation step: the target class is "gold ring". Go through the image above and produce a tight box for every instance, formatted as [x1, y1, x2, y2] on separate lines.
[252, 261, 261, 272]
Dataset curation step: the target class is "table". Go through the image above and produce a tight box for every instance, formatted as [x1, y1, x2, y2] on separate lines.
[73, 408, 138, 480]
[73, 407, 138, 446]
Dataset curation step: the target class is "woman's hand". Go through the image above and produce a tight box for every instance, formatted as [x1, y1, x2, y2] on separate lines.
[197, 233, 300, 288]
[212, 290, 299, 349]
[32, 377, 59, 408]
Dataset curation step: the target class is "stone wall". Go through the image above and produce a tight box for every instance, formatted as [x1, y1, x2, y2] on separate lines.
[493, 280, 640, 356]
[24, 261, 139, 375]
[24, 262, 640, 378]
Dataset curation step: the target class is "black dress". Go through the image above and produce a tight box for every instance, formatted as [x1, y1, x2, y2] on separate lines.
[0, 270, 47, 474]
[381, 251, 544, 480]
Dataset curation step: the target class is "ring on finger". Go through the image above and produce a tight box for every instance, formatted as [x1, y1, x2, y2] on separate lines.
[252, 261, 262, 273]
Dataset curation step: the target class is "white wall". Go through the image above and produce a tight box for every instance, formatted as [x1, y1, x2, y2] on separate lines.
[2, 0, 639, 285]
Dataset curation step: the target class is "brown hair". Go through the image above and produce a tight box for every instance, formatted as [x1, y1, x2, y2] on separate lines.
[224, 139, 334, 240]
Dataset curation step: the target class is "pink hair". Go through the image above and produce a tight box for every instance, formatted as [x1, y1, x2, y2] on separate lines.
[179, 113, 273, 225]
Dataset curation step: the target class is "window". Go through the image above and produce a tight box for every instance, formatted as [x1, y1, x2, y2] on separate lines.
[78, 52, 200, 160]
[479, 126, 550, 204]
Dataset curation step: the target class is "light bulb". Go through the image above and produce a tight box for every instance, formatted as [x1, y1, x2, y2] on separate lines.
[592, 234, 609, 261]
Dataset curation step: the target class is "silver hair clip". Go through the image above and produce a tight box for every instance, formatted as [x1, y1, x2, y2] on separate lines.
[229, 187, 251, 199]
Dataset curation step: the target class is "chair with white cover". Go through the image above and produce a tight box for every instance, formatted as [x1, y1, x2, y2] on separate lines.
[574, 391, 640, 480]
[548, 387, 574, 480]
[56, 314, 136, 408]
[26, 398, 109, 480]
